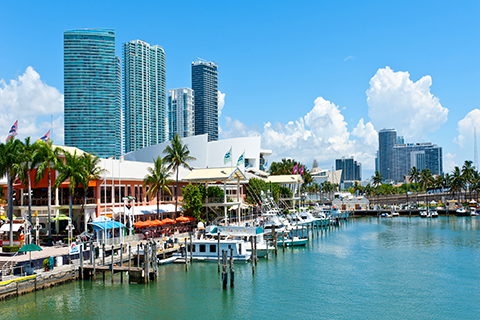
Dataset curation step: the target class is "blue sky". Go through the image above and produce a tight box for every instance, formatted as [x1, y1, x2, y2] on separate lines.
[1, 0, 479, 179]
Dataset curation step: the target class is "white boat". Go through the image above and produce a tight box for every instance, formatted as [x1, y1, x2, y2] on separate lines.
[420, 210, 428, 218]
[456, 207, 468, 216]
[430, 209, 439, 218]
[276, 236, 308, 247]
[173, 238, 251, 262]
[470, 208, 479, 216]
[380, 212, 392, 218]
[243, 235, 274, 258]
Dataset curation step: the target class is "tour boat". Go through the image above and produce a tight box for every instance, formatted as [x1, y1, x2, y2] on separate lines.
[173, 238, 251, 263]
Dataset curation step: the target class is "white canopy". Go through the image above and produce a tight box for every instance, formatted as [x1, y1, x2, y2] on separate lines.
[0, 223, 23, 232]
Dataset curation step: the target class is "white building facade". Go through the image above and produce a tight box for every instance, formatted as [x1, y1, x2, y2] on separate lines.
[168, 88, 195, 139]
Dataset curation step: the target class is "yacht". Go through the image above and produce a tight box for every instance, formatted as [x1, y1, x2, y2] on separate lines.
[173, 238, 251, 263]
[455, 207, 468, 216]
[419, 210, 428, 218]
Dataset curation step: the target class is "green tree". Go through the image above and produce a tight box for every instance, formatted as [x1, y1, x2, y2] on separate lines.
[34, 140, 63, 236]
[0, 139, 24, 245]
[449, 166, 463, 203]
[143, 156, 172, 220]
[163, 134, 196, 219]
[181, 184, 204, 220]
[16, 137, 39, 225]
[409, 166, 420, 206]
[462, 160, 475, 200]
[372, 171, 383, 209]
[80, 153, 105, 231]
[419, 169, 434, 207]
[54, 150, 84, 223]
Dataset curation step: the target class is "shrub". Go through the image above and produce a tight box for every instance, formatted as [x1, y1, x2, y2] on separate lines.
[2, 245, 21, 253]
[43, 258, 49, 270]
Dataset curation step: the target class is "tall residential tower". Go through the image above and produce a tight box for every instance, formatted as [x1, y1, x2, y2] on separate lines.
[168, 88, 195, 140]
[64, 29, 121, 157]
[192, 61, 218, 141]
[123, 40, 167, 153]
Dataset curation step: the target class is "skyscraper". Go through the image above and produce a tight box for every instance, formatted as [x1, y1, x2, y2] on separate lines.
[335, 157, 362, 182]
[168, 88, 194, 140]
[192, 61, 218, 141]
[64, 29, 121, 157]
[123, 40, 167, 153]
[378, 129, 397, 180]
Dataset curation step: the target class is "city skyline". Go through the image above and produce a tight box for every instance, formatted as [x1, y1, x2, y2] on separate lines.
[0, 1, 479, 178]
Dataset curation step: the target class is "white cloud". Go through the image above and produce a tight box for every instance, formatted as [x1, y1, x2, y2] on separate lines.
[454, 109, 480, 148]
[343, 55, 355, 62]
[218, 91, 225, 117]
[0, 67, 63, 143]
[366, 66, 448, 140]
[444, 152, 457, 173]
[221, 96, 378, 170]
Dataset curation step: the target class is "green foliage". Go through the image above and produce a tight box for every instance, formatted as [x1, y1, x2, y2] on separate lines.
[43, 258, 49, 269]
[206, 186, 223, 198]
[2, 245, 20, 252]
[247, 178, 292, 204]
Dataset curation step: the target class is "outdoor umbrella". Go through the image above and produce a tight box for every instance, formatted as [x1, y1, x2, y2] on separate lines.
[151, 219, 165, 226]
[18, 243, 42, 273]
[176, 216, 190, 223]
[161, 218, 176, 224]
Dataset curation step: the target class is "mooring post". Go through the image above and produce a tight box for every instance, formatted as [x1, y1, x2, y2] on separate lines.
[184, 238, 188, 272]
[273, 225, 277, 256]
[80, 244, 84, 280]
[93, 245, 96, 280]
[102, 243, 105, 266]
[217, 233, 221, 273]
[128, 244, 131, 273]
[282, 232, 285, 251]
[145, 243, 149, 284]
[222, 250, 228, 289]
[111, 245, 114, 283]
[250, 237, 255, 274]
[254, 236, 258, 265]
[229, 247, 235, 288]
[189, 233, 193, 265]
[89, 238, 93, 264]
[120, 243, 124, 283]
[265, 234, 269, 260]
[137, 244, 140, 267]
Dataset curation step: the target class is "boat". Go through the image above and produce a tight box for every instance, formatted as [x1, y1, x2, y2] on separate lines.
[244, 235, 275, 258]
[276, 236, 308, 247]
[470, 208, 480, 216]
[430, 209, 439, 218]
[173, 238, 251, 262]
[455, 207, 468, 216]
[419, 210, 428, 218]
[380, 212, 392, 218]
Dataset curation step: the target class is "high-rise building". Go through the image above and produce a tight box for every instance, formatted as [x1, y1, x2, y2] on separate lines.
[335, 157, 362, 182]
[168, 88, 194, 140]
[123, 40, 167, 153]
[378, 129, 397, 180]
[192, 61, 218, 141]
[392, 142, 443, 181]
[64, 29, 121, 158]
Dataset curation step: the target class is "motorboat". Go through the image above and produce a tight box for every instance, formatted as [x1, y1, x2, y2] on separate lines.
[430, 209, 439, 218]
[380, 212, 392, 218]
[455, 207, 468, 216]
[173, 238, 251, 263]
[276, 236, 308, 247]
[470, 208, 480, 216]
[243, 235, 275, 258]
[419, 210, 428, 218]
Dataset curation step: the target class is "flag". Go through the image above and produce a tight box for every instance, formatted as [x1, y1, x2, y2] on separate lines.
[293, 164, 298, 174]
[237, 152, 245, 166]
[39, 130, 50, 142]
[299, 165, 304, 175]
[6, 120, 18, 142]
[224, 147, 232, 164]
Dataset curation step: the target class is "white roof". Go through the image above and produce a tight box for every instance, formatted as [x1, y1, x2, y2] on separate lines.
[183, 167, 247, 183]
[266, 175, 303, 184]
[0, 223, 23, 232]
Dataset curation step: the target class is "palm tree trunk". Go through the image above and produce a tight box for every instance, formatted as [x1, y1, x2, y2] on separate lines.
[156, 190, 160, 220]
[69, 192, 73, 221]
[27, 172, 33, 244]
[8, 174, 14, 246]
[175, 169, 179, 219]
[48, 167, 52, 237]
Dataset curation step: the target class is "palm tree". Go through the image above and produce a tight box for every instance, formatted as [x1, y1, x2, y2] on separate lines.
[449, 166, 463, 203]
[461, 160, 475, 201]
[54, 150, 85, 224]
[80, 153, 105, 231]
[419, 169, 434, 209]
[0, 139, 24, 246]
[143, 156, 172, 220]
[16, 137, 39, 226]
[34, 140, 63, 237]
[163, 134, 196, 219]
[372, 171, 383, 210]
[409, 166, 420, 207]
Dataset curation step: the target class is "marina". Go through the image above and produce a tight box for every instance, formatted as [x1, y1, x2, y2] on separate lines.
[1, 216, 479, 319]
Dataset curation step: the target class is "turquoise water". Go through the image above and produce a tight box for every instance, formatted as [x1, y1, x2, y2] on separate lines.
[2, 217, 480, 319]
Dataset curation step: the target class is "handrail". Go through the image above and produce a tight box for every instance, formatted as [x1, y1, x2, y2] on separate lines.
[1, 251, 20, 278]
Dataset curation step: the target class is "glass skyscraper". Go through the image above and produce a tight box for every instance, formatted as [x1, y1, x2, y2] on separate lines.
[123, 40, 167, 153]
[64, 29, 121, 158]
[168, 88, 194, 140]
[378, 128, 397, 180]
[192, 61, 218, 141]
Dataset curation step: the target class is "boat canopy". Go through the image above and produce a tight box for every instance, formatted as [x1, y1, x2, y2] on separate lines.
[89, 221, 125, 231]
[210, 226, 263, 236]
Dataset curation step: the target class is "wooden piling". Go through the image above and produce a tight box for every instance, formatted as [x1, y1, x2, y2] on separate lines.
[93, 245, 96, 279]
[217, 233, 221, 273]
[80, 244, 84, 280]
[128, 245, 131, 273]
[229, 247, 235, 288]
[222, 250, 228, 289]
[250, 237, 255, 274]
[273, 225, 277, 256]
[120, 243, 124, 283]
[145, 243, 149, 284]
[111, 245, 114, 283]
[189, 233, 193, 265]
[137, 244, 140, 267]
[102, 243, 105, 266]
[254, 236, 258, 265]
[184, 238, 188, 272]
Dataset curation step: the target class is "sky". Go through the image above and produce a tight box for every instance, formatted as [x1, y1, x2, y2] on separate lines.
[0, 0, 479, 179]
